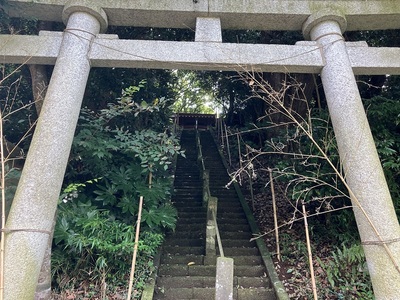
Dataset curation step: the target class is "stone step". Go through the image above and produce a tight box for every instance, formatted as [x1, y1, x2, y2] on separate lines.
[171, 195, 203, 206]
[217, 217, 248, 225]
[153, 287, 215, 300]
[175, 223, 204, 232]
[156, 275, 270, 289]
[178, 211, 207, 218]
[218, 223, 251, 232]
[217, 211, 246, 219]
[223, 247, 260, 256]
[177, 217, 206, 224]
[156, 276, 215, 289]
[160, 254, 263, 266]
[158, 264, 266, 277]
[165, 230, 205, 240]
[162, 246, 204, 256]
[158, 264, 215, 277]
[173, 198, 203, 205]
[163, 238, 204, 247]
[154, 284, 275, 300]
[174, 170, 199, 175]
[173, 188, 203, 193]
[172, 195, 203, 200]
[216, 201, 242, 208]
[237, 287, 276, 300]
[160, 254, 206, 265]
[219, 239, 256, 248]
[217, 231, 253, 240]
[217, 206, 244, 214]
[176, 206, 207, 213]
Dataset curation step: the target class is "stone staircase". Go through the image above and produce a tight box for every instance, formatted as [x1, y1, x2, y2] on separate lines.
[153, 130, 277, 300]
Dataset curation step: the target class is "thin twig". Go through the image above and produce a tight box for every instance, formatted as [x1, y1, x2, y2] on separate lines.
[243, 71, 400, 274]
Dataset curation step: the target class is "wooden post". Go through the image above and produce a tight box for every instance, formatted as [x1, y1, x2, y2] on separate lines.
[302, 202, 318, 300]
[126, 196, 144, 300]
[269, 169, 280, 261]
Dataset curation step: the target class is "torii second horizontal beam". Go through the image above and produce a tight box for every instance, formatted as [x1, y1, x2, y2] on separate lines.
[1, 32, 399, 75]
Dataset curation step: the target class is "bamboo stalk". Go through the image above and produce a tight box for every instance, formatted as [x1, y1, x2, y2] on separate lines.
[302, 202, 318, 300]
[269, 169, 280, 261]
[0, 111, 5, 300]
[126, 196, 144, 300]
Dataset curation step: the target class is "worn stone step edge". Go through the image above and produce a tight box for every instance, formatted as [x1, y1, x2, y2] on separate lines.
[156, 275, 270, 289]
[153, 286, 275, 300]
[158, 264, 266, 277]
[160, 254, 264, 266]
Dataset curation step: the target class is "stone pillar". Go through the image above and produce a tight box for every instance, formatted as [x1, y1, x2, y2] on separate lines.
[3, 1, 107, 299]
[303, 11, 400, 298]
[215, 257, 234, 300]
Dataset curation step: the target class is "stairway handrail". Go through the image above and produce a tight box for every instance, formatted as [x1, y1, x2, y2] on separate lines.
[196, 130, 210, 206]
[195, 130, 224, 256]
[196, 129, 234, 300]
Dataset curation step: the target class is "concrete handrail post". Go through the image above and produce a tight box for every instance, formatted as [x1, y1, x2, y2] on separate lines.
[303, 11, 400, 299]
[3, 2, 107, 299]
[203, 169, 210, 205]
[206, 196, 218, 257]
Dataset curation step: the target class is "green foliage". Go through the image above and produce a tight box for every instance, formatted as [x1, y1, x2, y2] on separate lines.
[0, 0, 9, 30]
[54, 82, 182, 296]
[170, 70, 216, 113]
[0, 64, 36, 148]
[53, 199, 163, 293]
[317, 243, 373, 299]
[269, 112, 348, 216]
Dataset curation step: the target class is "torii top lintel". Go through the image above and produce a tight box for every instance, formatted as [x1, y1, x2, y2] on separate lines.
[4, 0, 400, 31]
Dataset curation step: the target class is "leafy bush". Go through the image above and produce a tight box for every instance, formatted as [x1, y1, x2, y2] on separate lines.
[53, 198, 163, 296]
[267, 111, 350, 223]
[53, 82, 183, 296]
[317, 243, 373, 299]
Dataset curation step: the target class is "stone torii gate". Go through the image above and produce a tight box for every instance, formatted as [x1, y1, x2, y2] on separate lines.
[1, 0, 400, 299]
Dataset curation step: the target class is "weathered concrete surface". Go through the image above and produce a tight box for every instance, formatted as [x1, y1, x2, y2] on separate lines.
[303, 12, 400, 299]
[3, 2, 107, 299]
[3, 0, 400, 30]
[3, 33, 400, 75]
[215, 257, 234, 300]
[195, 17, 222, 43]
